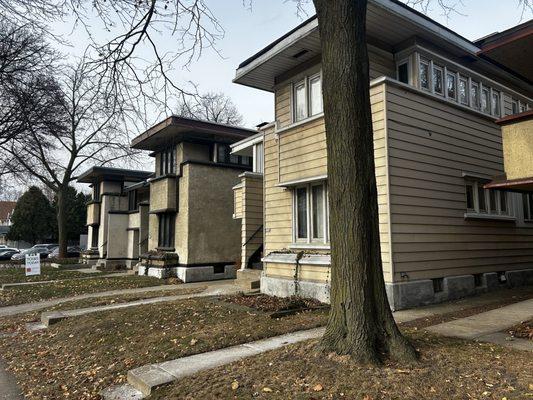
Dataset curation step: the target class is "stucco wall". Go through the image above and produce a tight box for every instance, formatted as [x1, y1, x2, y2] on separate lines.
[106, 213, 128, 259]
[502, 119, 533, 180]
[184, 163, 243, 265]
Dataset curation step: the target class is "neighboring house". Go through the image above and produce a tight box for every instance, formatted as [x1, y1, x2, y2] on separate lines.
[78, 167, 153, 268]
[0, 201, 16, 246]
[131, 116, 256, 281]
[233, 1, 533, 309]
[231, 130, 265, 289]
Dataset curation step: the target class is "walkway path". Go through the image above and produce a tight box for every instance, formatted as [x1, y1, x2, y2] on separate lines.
[40, 283, 242, 327]
[0, 280, 237, 318]
[0, 358, 23, 400]
[427, 298, 533, 350]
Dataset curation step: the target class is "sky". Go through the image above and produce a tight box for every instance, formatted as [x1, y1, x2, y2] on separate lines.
[50, 0, 532, 129]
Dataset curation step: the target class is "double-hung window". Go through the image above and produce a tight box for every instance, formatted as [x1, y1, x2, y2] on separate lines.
[294, 182, 328, 244]
[293, 73, 323, 122]
[465, 180, 510, 217]
[159, 146, 175, 176]
[158, 213, 175, 248]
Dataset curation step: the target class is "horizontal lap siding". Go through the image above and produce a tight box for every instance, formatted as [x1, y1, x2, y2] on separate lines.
[241, 175, 264, 266]
[264, 82, 393, 282]
[386, 84, 533, 282]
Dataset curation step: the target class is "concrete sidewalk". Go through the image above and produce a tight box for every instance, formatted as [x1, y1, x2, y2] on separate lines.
[0, 358, 23, 400]
[427, 298, 533, 350]
[0, 280, 237, 318]
[39, 283, 242, 327]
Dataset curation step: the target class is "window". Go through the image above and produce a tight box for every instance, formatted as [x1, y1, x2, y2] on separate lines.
[92, 183, 100, 202]
[292, 73, 323, 123]
[91, 226, 99, 248]
[397, 62, 409, 84]
[158, 213, 175, 248]
[470, 81, 480, 110]
[159, 146, 175, 176]
[465, 180, 511, 217]
[481, 87, 490, 114]
[522, 193, 533, 221]
[432, 64, 444, 95]
[294, 80, 307, 122]
[294, 182, 328, 243]
[309, 74, 323, 116]
[511, 100, 519, 114]
[491, 91, 501, 117]
[217, 144, 252, 167]
[419, 59, 430, 90]
[128, 190, 138, 211]
[446, 72, 457, 100]
[459, 77, 469, 105]
[519, 101, 527, 113]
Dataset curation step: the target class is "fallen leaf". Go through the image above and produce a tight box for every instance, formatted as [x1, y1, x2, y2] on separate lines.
[231, 381, 239, 390]
[190, 339, 197, 346]
[313, 384, 323, 392]
[363, 395, 373, 400]
[263, 387, 273, 393]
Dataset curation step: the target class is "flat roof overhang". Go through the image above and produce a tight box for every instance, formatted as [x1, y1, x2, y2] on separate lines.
[485, 175, 533, 193]
[230, 131, 263, 156]
[131, 116, 256, 152]
[234, 0, 532, 93]
[475, 20, 533, 83]
[77, 166, 153, 184]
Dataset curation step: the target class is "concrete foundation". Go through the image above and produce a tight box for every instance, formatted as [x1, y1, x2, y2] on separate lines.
[138, 264, 236, 283]
[261, 268, 533, 310]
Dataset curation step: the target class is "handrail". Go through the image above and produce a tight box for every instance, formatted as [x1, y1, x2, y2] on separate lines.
[243, 225, 263, 247]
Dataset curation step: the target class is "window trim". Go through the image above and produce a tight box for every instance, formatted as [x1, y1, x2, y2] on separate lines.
[292, 72, 323, 124]
[157, 212, 176, 249]
[396, 59, 410, 84]
[293, 182, 329, 244]
[464, 180, 512, 219]
[445, 69, 457, 101]
[432, 63, 444, 96]
[419, 57, 431, 91]
[458, 75, 469, 106]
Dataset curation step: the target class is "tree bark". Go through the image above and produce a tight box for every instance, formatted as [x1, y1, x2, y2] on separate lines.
[56, 186, 68, 258]
[313, 0, 417, 363]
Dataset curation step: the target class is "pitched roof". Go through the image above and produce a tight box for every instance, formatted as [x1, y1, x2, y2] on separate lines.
[0, 201, 16, 222]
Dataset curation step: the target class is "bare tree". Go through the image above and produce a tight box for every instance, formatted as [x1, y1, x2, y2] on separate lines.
[176, 92, 244, 125]
[5, 59, 138, 257]
[0, 19, 58, 148]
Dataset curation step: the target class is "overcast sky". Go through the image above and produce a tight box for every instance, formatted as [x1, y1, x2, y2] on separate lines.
[51, 0, 532, 129]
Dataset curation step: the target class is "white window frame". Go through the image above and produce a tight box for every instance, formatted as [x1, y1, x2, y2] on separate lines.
[432, 64, 444, 96]
[293, 182, 329, 244]
[252, 142, 264, 174]
[458, 75, 469, 106]
[292, 72, 323, 124]
[445, 69, 457, 101]
[308, 72, 323, 117]
[465, 180, 511, 217]
[396, 59, 410, 84]
[419, 58, 431, 91]
[293, 79, 307, 122]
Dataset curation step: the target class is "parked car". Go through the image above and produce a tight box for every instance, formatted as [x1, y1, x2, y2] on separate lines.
[48, 246, 81, 259]
[32, 243, 59, 251]
[11, 247, 51, 261]
[0, 248, 19, 260]
[0, 245, 8, 249]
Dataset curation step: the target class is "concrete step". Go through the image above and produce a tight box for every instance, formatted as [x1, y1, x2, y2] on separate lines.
[236, 269, 261, 290]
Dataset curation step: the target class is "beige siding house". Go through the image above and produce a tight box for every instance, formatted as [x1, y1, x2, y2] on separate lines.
[131, 116, 256, 281]
[232, 1, 533, 309]
[78, 167, 152, 268]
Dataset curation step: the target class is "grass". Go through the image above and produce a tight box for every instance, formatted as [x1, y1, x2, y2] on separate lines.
[0, 297, 327, 399]
[151, 329, 533, 400]
[0, 275, 173, 306]
[0, 266, 101, 285]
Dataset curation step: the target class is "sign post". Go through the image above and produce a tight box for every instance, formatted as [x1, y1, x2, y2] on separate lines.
[25, 253, 41, 276]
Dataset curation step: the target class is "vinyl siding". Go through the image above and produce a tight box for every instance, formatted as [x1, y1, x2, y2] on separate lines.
[263, 83, 393, 282]
[385, 82, 533, 281]
[239, 173, 264, 267]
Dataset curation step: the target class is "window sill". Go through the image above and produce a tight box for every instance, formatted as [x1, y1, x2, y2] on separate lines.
[289, 243, 330, 250]
[276, 113, 324, 135]
[464, 213, 516, 222]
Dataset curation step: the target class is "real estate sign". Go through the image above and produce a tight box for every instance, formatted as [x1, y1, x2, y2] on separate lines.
[25, 253, 41, 276]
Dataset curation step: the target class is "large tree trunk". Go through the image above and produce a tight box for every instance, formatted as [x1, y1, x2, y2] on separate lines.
[313, 0, 417, 363]
[56, 187, 68, 258]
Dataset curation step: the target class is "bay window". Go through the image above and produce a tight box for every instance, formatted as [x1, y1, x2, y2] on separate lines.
[446, 71, 456, 100]
[458, 76, 468, 105]
[419, 58, 430, 90]
[432, 64, 444, 95]
[293, 73, 323, 122]
[294, 182, 328, 244]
